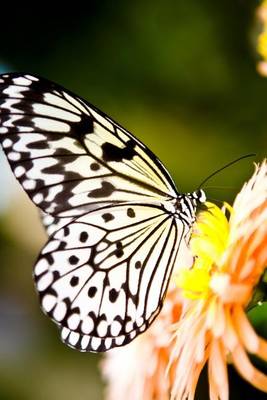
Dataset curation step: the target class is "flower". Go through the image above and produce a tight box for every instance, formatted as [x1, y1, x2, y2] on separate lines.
[102, 160, 267, 400]
[256, 0, 267, 76]
[102, 288, 181, 400]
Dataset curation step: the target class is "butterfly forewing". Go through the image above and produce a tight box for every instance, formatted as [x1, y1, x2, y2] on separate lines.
[0, 73, 177, 218]
[0, 73, 199, 352]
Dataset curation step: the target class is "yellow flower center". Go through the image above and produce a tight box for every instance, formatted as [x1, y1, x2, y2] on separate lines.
[257, 1, 267, 60]
[176, 202, 231, 299]
[258, 32, 267, 60]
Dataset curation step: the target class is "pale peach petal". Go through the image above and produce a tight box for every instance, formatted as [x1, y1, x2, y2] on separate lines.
[206, 297, 217, 329]
[188, 357, 208, 400]
[222, 306, 239, 352]
[224, 241, 241, 275]
[228, 240, 250, 279]
[210, 272, 251, 304]
[246, 226, 267, 258]
[208, 378, 219, 400]
[171, 357, 206, 400]
[229, 162, 267, 242]
[232, 306, 259, 353]
[257, 4, 267, 22]
[171, 344, 197, 397]
[219, 283, 251, 304]
[232, 345, 267, 392]
[210, 301, 225, 338]
[208, 353, 222, 400]
[257, 337, 267, 362]
[239, 258, 255, 281]
[257, 61, 267, 81]
[194, 323, 207, 363]
[208, 340, 228, 400]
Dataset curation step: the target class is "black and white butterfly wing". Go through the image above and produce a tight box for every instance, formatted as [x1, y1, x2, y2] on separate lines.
[35, 204, 186, 352]
[0, 73, 192, 352]
[0, 73, 177, 219]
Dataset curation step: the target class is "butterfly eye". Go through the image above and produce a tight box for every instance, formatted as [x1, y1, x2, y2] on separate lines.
[0, 72, 204, 352]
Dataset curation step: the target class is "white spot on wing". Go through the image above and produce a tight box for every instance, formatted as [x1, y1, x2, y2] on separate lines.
[81, 317, 94, 334]
[25, 75, 39, 81]
[22, 179, 36, 190]
[3, 85, 29, 98]
[2, 138, 12, 148]
[33, 117, 71, 132]
[115, 336, 124, 346]
[116, 128, 130, 142]
[104, 338, 112, 349]
[81, 335, 90, 349]
[42, 294, 57, 312]
[26, 158, 62, 184]
[68, 331, 80, 346]
[42, 239, 59, 253]
[45, 184, 63, 203]
[96, 242, 109, 251]
[64, 155, 101, 178]
[125, 321, 133, 333]
[91, 337, 101, 350]
[97, 320, 108, 337]
[33, 193, 44, 204]
[129, 331, 136, 339]
[63, 92, 90, 115]
[7, 152, 20, 161]
[13, 77, 31, 86]
[89, 107, 114, 131]
[42, 214, 54, 225]
[52, 136, 86, 154]
[61, 327, 70, 340]
[67, 314, 80, 330]
[35, 258, 49, 276]
[14, 166, 26, 177]
[136, 316, 144, 327]
[3, 115, 22, 128]
[53, 301, 67, 321]
[33, 104, 81, 122]
[2, 99, 23, 113]
[110, 320, 121, 336]
[37, 271, 53, 291]
[43, 93, 81, 114]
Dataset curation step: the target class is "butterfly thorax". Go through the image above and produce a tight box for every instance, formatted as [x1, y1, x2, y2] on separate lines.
[172, 189, 206, 226]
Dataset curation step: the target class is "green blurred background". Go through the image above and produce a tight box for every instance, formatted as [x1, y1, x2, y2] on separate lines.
[0, 1, 266, 399]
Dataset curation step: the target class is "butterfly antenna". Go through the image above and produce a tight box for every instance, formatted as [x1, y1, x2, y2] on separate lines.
[197, 153, 256, 190]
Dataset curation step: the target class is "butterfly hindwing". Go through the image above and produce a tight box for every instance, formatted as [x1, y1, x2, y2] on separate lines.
[40, 211, 73, 236]
[0, 73, 177, 218]
[34, 204, 184, 351]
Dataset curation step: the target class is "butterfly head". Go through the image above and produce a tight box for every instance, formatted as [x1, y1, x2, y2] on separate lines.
[191, 189, 206, 204]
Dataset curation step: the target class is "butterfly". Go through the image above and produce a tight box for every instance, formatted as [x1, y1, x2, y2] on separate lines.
[0, 73, 206, 352]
